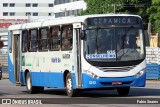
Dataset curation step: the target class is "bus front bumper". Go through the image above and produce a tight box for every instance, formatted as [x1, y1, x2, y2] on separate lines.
[82, 73, 146, 89]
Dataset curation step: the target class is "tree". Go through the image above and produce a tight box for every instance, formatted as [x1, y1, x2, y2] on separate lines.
[120, 0, 151, 24]
[147, 0, 160, 33]
[80, 0, 151, 26]
[79, 0, 124, 15]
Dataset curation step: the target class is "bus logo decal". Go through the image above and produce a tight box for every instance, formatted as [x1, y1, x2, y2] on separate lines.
[86, 54, 116, 59]
[51, 57, 61, 63]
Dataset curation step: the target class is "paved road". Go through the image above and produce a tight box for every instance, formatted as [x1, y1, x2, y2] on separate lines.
[0, 79, 160, 107]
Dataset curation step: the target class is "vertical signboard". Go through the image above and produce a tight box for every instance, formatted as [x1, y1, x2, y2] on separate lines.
[150, 33, 158, 47]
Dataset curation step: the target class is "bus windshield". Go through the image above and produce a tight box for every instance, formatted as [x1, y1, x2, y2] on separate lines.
[84, 27, 145, 62]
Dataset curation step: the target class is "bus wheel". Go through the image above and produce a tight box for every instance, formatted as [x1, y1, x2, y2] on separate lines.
[117, 87, 130, 96]
[65, 73, 76, 97]
[26, 72, 36, 94]
[37, 87, 44, 93]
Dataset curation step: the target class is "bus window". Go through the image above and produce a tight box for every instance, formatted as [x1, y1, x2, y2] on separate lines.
[61, 25, 73, 50]
[39, 27, 49, 51]
[125, 28, 138, 49]
[22, 30, 28, 52]
[50, 26, 60, 51]
[29, 29, 38, 52]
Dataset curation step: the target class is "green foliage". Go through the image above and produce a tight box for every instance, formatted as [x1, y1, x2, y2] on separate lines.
[152, 0, 160, 3]
[79, 0, 123, 15]
[147, 0, 160, 33]
[80, 0, 151, 23]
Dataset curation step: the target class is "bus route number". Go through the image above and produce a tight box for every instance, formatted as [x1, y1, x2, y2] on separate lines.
[89, 81, 96, 85]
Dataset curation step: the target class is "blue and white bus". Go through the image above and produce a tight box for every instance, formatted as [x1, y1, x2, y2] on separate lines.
[8, 14, 146, 97]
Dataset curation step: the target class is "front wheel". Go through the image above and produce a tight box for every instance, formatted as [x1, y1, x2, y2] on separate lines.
[117, 87, 130, 96]
[65, 73, 76, 97]
[26, 72, 44, 94]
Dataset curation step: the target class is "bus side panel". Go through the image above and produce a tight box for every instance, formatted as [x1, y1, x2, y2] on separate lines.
[19, 71, 76, 89]
[8, 55, 14, 84]
[20, 71, 26, 85]
[30, 72, 65, 88]
[71, 73, 76, 89]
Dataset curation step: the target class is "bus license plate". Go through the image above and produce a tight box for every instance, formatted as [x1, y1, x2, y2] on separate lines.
[112, 81, 122, 85]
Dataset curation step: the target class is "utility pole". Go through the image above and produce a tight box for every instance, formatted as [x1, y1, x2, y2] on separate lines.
[64, 8, 67, 16]
[27, 13, 31, 22]
[148, 21, 151, 36]
[61, 8, 67, 17]
[111, 4, 116, 13]
[114, 4, 116, 13]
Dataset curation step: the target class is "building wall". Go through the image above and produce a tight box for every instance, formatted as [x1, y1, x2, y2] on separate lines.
[0, 0, 54, 19]
[0, 0, 86, 31]
[0, 0, 86, 19]
[53, 0, 86, 18]
[0, 32, 8, 66]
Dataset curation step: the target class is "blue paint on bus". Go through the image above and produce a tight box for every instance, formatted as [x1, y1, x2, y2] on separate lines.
[8, 55, 14, 84]
[82, 73, 146, 89]
[19, 69, 146, 89]
[20, 71, 76, 89]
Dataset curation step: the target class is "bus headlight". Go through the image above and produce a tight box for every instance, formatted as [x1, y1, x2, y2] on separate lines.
[84, 70, 99, 79]
[134, 68, 146, 78]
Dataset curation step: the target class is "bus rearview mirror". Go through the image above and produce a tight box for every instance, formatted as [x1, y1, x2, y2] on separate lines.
[81, 30, 86, 40]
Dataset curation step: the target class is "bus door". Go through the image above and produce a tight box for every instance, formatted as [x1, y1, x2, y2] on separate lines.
[75, 28, 82, 88]
[12, 31, 21, 85]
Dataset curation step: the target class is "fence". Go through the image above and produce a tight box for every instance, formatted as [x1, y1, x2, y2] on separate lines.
[146, 47, 160, 80]
[0, 54, 8, 78]
[1, 66, 8, 78]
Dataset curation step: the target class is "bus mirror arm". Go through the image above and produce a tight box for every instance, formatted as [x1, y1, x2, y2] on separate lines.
[80, 30, 86, 40]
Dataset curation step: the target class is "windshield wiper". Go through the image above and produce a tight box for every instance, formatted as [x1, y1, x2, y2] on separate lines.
[117, 49, 130, 61]
[117, 49, 138, 61]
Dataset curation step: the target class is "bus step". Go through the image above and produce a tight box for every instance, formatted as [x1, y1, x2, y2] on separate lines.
[16, 82, 21, 86]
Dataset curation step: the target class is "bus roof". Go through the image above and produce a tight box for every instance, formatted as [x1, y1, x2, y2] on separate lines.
[8, 14, 141, 31]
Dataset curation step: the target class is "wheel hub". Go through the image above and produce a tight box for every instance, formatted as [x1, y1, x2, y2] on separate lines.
[27, 76, 31, 90]
[67, 78, 72, 93]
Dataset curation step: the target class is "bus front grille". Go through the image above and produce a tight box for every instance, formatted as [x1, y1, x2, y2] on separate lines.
[97, 66, 136, 72]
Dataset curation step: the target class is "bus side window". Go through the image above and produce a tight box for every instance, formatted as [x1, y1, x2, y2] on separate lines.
[22, 30, 28, 52]
[29, 29, 38, 52]
[39, 27, 49, 51]
[50, 26, 60, 51]
[61, 25, 73, 50]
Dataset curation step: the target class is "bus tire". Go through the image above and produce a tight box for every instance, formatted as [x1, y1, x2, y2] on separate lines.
[65, 73, 76, 97]
[117, 87, 130, 96]
[36, 86, 44, 93]
[26, 72, 37, 94]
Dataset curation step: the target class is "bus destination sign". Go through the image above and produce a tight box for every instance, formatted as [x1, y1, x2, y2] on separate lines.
[87, 16, 140, 26]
